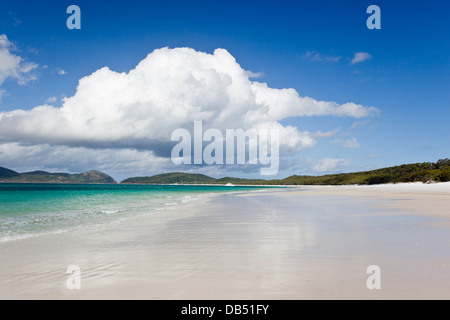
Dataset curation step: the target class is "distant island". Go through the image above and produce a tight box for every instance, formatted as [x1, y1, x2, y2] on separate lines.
[0, 167, 116, 184]
[123, 159, 450, 185]
[1, 159, 449, 185]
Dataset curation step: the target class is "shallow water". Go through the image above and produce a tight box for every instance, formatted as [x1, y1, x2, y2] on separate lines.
[0, 184, 267, 242]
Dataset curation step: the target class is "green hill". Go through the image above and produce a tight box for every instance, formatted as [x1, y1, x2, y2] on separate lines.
[122, 172, 217, 184]
[0, 167, 117, 184]
[120, 159, 450, 185]
[0, 167, 20, 179]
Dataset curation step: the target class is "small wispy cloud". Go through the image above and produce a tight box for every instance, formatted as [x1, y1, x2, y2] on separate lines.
[245, 70, 264, 79]
[313, 158, 350, 173]
[0, 89, 5, 104]
[351, 120, 370, 129]
[27, 47, 39, 55]
[312, 128, 340, 138]
[57, 69, 66, 75]
[45, 96, 58, 104]
[7, 12, 21, 27]
[331, 137, 361, 149]
[0, 34, 39, 86]
[350, 52, 372, 65]
[305, 51, 341, 63]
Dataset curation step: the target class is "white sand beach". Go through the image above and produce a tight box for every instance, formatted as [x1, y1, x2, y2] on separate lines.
[0, 183, 449, 300]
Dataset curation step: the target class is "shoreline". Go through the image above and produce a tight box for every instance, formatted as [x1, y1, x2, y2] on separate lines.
[1, 181, 449, 187]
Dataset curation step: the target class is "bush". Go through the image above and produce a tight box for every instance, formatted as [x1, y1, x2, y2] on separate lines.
[437, 168, 450, 182]
[366, 175, 392, 185]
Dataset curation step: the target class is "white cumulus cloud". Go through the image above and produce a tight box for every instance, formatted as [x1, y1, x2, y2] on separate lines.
[0, 48, 377, 151]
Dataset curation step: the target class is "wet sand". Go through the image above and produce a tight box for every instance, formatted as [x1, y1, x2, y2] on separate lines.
[0, 183, 449, 300]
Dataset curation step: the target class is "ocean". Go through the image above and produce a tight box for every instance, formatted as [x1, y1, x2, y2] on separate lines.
[0, 184, 266, 243]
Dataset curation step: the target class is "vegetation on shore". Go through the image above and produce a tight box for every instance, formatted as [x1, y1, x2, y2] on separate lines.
[1, 159, 449, 185]
[122, 159, 450, 185]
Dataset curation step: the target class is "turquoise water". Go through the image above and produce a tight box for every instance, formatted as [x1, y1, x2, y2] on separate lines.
[0, 184, 266, 242]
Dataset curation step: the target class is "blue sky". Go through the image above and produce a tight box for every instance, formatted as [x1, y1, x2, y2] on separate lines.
[0, 0, 449, 180]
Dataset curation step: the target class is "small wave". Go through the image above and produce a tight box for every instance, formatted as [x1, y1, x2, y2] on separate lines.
[0, 228, 71, 243]
[99, 209, 122, 215]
